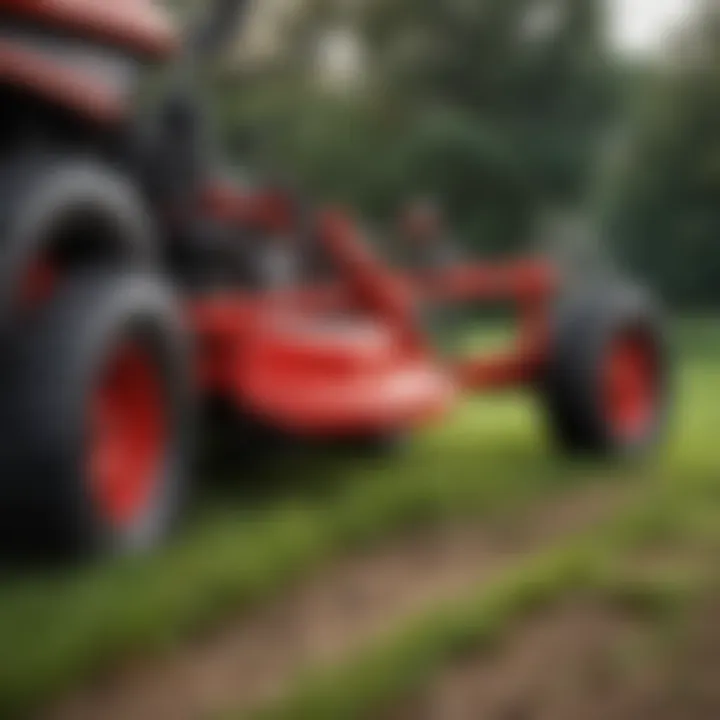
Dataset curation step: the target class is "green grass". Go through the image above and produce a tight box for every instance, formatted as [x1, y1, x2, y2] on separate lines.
[0, 320, 716, 717]
[247, 452, 720, 720]
[239, 318, 720, 720]
[245, 544, 696, 720]
[0, 394, 603, 715]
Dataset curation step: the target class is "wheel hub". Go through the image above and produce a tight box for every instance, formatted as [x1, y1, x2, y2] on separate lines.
[88, 343, 167, 529]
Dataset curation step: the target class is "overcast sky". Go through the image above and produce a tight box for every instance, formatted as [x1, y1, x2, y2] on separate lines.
[611, 0, 695, 53]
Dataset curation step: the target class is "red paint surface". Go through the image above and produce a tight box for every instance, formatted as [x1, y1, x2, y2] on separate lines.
[603, 330, 659, 441]
[0, 0, 178, 58]
[88, 343, 167, 528]
[0, 41, 126, 122]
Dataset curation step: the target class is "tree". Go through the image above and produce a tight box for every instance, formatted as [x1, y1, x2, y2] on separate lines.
[207, 0, 615, 257]
[279, 0, 614, 246]
[605, 1, 720, 307]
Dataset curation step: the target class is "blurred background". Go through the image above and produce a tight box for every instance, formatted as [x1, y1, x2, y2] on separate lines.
[172, 0, 718, 310]
[2, 2, 720, 719]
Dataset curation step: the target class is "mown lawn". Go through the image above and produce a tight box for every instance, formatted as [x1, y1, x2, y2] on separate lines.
[0, 319, 717, 717]
[248, 318, 720, 720]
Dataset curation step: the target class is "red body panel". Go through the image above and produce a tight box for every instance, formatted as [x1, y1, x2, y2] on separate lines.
[238, 319, 453, 435]
[189, 193, 557, 436]
[191, 298, 452, 436]
[0, 0, 178, 58]
[0, 1, 177, 122]
[0, 40, 126, 122]
[90, 342, 167, 528]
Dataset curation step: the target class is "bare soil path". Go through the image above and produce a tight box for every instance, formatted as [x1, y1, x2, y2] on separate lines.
[385, 600, 656, 720]
[43, 482, 630, 720]
[385, 594, 720, 720]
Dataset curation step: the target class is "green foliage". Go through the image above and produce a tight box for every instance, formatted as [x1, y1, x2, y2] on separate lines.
[604, 7, 720, 308]
[219, 85, 409, 215]
[212, 0, 614, 254]
[176, 0, 719, 306]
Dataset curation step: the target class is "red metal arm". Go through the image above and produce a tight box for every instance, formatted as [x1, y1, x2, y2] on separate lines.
[193, 192, 559, 394]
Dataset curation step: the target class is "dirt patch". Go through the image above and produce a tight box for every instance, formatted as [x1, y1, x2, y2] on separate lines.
[385, 595, 720, 720]
[386, 600, 657, 720]
[41, 484, 627, 720]
[648, 595, 720, 720]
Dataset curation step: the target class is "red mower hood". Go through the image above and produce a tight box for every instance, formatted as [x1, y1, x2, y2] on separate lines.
[237, 318, 456, 436]
[0, 0, 178, 58]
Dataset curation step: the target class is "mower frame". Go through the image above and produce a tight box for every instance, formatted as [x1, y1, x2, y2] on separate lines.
[0, 0, 668, 559]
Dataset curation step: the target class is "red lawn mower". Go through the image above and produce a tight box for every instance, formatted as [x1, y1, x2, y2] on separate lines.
[0, 0, 669, 559]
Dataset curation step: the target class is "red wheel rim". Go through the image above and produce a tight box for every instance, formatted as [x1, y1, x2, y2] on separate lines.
[88, 342, 167, 529]
[603, 329, 659, 442]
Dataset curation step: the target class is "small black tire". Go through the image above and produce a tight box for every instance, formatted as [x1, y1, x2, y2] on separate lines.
[541, 283, 670, 459]
[0, 271, 194, 560]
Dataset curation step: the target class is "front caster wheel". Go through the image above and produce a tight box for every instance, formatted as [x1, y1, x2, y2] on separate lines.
[542, 284, 670, 459]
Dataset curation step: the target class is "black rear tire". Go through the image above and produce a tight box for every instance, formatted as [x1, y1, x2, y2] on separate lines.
[541, 283, 670, 459]
[0, 271, 194, 560]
